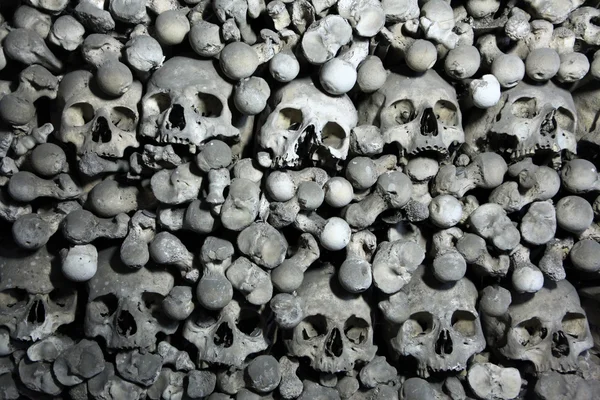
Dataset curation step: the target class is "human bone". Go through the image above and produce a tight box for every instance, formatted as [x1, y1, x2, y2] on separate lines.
[270, 233, 320, 293]
[149, 231, 199, 281]
[157, 341, 195, 371]
[62, 209, 129, 245]
[467, 362, 521, 400]
[115, 349, 163, 386]
[52, 339, 105, 386]
[226, 256, 273, 305]
[372, 239, 425, 294]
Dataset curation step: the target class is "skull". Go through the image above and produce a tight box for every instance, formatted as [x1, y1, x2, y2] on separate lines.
[390, 265, 485, 377]
[482, 279, 593, 374]
[182, 297, 270, 368]
[465, 80, 577, 165]
[284, 265, 377, 373]
[85, 246, 178, 351]
[140, 57, 240, 148]
[56, 70, 142, 159]
[573, 81, 600, 159]
[358, 70, 464, 159]
[0, 242, 77, 342]
[257, 77, 358, 168]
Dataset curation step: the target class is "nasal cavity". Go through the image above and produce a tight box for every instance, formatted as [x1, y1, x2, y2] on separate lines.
[325, 328, 343, 358]
[552, 331, 570, 358]
[168, 104, 186, 131]
[92, 116, 112, 143]
[27, 300, 46, 324]
[435, 329, 453, 355]
[540, 109, 557, 135]
[116, 310, 137, 337]
[214, 322, 234, 348]
[420, 108, 438, 137]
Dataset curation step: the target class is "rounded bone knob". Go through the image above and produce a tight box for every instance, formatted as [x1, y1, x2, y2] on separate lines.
[219, 42, 259, 80]
[96, 60, 133, 96]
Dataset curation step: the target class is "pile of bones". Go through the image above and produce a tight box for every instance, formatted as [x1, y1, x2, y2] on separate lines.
[2, 0, 600, 398]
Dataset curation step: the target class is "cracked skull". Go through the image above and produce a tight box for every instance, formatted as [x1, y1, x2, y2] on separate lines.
[140, 57, 240, 148]
[257, 77, 358, 168]
[85, 246, 178, 351]
[390, 265, 485, 377]
[0, 243, 77, 342]
[482, 279, 593, 374]
[56, 70, 142, 159]
[465, 80, 577, 163]
[182, 298, 270, 368]
[284, 265, 377, 373]
[358, 69, 464, 159]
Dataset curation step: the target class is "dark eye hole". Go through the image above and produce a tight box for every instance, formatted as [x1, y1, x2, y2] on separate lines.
[192, 93, 223, 117]
[389, 99, 415, 125]
[511, 97, 537, 118]
[555, 107, 575, 131]
[195, 310, 218, 328]
[405, 312, 434, 336]
[145, 92, 171, 115]
[0, 288, 28, 309]
[451, 310, 477, 336]
[515, 317, 547, 346]
[142, 292, 165, 319]
[321, 122, 346, 150]
[49, 288, 75, 308]
[91, 293, 119, 318]
[64, 102, 95, 127]
[434, 100, 458, 126]
[299, 315, 327, 340]
[110, 107, 137, 131]
[236, 310, 262, 336]
[275, 108, 303, 130]
[562, 312, 587, 338]
[344, 316, 369, 344]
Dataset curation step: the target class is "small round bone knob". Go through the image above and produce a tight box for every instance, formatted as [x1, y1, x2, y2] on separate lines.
[294, 212, 351, 251]
[62, 209, 129, 245]
[198, 236, 235, 310]
[219, 42, 259, 80]
[406, 39, 438, 73]
[30, 143, 67, 177]
[3, 28, 63, 73]
[96, 60, 133, 97]
[270, 293, 304, 329]
[271, 233, 320, 293]
[155, 10, 190, 46]
[247, 355, 281, 393]
[8, 172, 82, 202]
[61, 244, 98, 282]
[150, 232, 199, 282]
[338, 231, 377, 293]
[162, 286, 195, 321]
[561, 159, 600, 194]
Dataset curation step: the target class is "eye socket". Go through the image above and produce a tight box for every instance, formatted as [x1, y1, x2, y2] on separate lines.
[0, 289, 28, 310]
[64, 103, 95, 127]
[236, 310, 262, 336]
[404, 312, 434, 337]
[299, 315, 327, 340]
[110, 107, 137, 131]
[385, 99, 415, 125]
[90, 293, 119, 318]
[321, 122, 346, 150]
[49, 288, 75, 308]
[514, 317, 548, 347]
[562, 312, 587, 339]
[344, 316, 369, 344]
[142, 292, 165, 319]
[434, 100, 458, 126]
[144, 93, 171, 115]
[555, 107, 575, 131]
[192, 93, 223, 118]
[451, 310, 477, 336]
[511, 97, 537, 119]
[275, 108, 303, 131]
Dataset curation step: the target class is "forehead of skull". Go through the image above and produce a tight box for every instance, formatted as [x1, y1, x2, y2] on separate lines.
[147, 57, 232, 95]
[297, 265, 372, 320]
[507, 280, 585, 324]
[0, 243, 59, 294]
[403, 266, 479, 313]
[87, 246, 174, 300]
[504, 80, 576, 113]
[58, 70, 142, 106]
[378, 70, 459, 108]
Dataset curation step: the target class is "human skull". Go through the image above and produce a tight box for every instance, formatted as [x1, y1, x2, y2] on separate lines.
[358, 70, 464, 159]
[0, 243, 77, 342]
[390, 265, 485, 377]
[140, 57, 240, 148]
[257, 77, 358, 168]
[182, 297, 270, 368]
[482, 279, 593, 374]
[284, 265, 377, 373]
[465, 80, 577, 164]
[85, 246, 178, 351]
[55, 70, 142, 158]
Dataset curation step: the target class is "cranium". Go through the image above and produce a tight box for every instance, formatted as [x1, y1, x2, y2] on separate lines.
[55, 70, 142, 159]
[182, 297, 270, 368]
[140, 57, 240, 149]
[85, 246, 178, 351]
[358, 69, 464, 159]
[0, 242, 77, 342]
[284, 265, 377, 373]
[389, 265, 485, 377]
[257, 77, 358, 168]
[573, 81, 600, 158]
[465, 80, 577, 165]
[482, 279, 593, 374]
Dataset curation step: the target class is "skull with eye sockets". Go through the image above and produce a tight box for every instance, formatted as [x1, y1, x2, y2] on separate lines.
[358, 69, 464, 160]
[465, 80, 577, 166]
